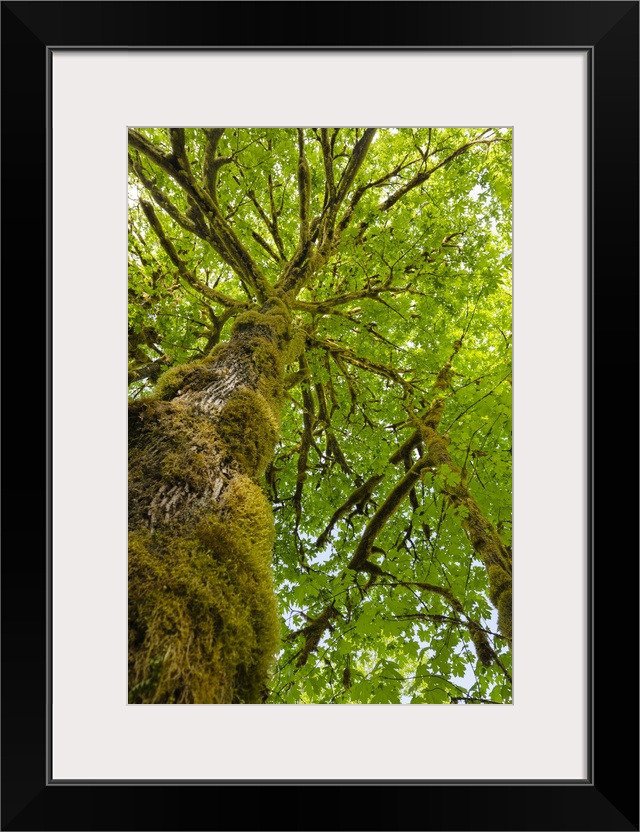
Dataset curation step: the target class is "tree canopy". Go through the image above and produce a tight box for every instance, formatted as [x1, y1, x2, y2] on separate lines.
[128, 127, 512, 704]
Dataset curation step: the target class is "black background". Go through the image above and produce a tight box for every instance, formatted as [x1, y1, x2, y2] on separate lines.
[2, 2, 638, 830]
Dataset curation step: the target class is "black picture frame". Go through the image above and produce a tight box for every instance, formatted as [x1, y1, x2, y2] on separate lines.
[2, 2, 637, 830]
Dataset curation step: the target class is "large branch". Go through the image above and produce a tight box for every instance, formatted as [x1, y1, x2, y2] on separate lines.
[315, 474, 385, 549]
[202, 128, 233, 201]
[380, 131, 497, 212]
[296, 129, 311, 246]
[334, 348, 459, 571]
[139, 199, 246, 309]
[346, 456, 434, 572]
[293, 563, 502, 673]
[128, 128, 186, 183]
[417, 420, 512, 641]
[319, 128, 336, 205]
[294, 350, 511, 670]
[335, 157, 414, 235]
[274, 130, 378, 299]
[310, 335, 420, 395]
[129, 129, 275, 303]
[404, 345, 513, 642]
[320, 128, 377, 243]
[334, 129, 377, 211]
[247, 187, 286, 261]
[267, 175, 288, 259]
[168, 128, 192, 177]
[389, 582, 504, 672]
[129, 154, 202, 238]
[128, 356, 172, 385]
[292, 282, 423, 313]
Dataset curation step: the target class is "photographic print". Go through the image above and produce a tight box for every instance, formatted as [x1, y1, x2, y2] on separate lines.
[128, 127, 512, 705]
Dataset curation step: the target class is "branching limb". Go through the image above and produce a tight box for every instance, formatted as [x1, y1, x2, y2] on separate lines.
[387, 582, 510, 679]
[347, 456, 435, 572]
[296, 129, 311, 246]
[315, 474, 385, 549]
[267, 175, 288, 259]
[313, 381, 352, 477]
[250, 229, 282, 264]
[168, 128, 192, 176]
[292, 282, 425, 313]
[319, 128, 336, 205]
[310, 335, 420, 395]
[246, 188, 286, 261]
[202, 128, 233, 201]
[380, 131, 499, 212]
[334, 129, 377, 214]
[128, 128, 186, 184]
[405, 349, 513, 642]
[293, 355, 315, 528]
[338, 347, 461, 572]
[329, 353, 359, 416]
[138, 199, 247, 309]
[320, 128, 377, 243]
[294, 605, 340, 668]
[128, 356, 172, 385]
[129, 154, 201, 238]
[129, 129, 275, 303]
[336, 156, 414, 235]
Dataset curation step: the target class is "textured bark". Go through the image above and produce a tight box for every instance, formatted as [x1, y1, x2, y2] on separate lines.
[128, 298, 300, 703]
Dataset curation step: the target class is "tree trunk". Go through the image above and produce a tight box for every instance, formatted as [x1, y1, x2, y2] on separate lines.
[128, 298, 299, 703]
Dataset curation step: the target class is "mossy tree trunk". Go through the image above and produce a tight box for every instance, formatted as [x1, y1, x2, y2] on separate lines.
[128, 127, 513, 704]
[128, 299, 299, 703]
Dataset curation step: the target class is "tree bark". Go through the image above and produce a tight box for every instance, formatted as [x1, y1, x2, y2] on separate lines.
[128, 298, 300, 703]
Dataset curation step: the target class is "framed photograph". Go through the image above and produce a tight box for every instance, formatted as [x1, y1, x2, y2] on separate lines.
[3, 2, 637, 830]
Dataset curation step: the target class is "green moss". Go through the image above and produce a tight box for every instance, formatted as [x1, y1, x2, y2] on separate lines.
[129, 401, 222, 525]
[497, 589, 513, 643]
[217, 388, 279, 476]
[487, 565, 510, 606]
[205, 342, 232, 362]
[153, 363, 198, 401]
[251, 339, 282, 379]
[129, 486, 280, 704]
[129, 302, 293, 703]
[259, 296, 290, 319]
[469, 624, 493, 667]
[160, 442, 213, 488]
[232, 308, 289, 340]
[283, 327, 307, 365]
[250, 340, 286, 403]
[153, 345, 232, 401]
[152, 303, 294, 407]
[487, 565, 512, 642]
